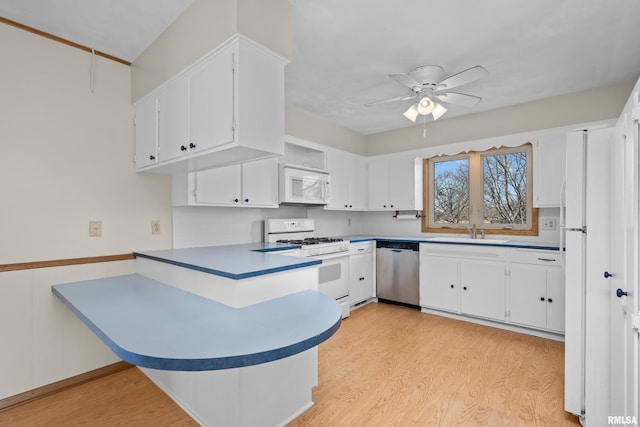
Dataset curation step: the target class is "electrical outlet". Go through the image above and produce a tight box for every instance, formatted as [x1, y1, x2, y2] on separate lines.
[89, 220, 102, 237]
[151, 220, 161, 235]
[541, 217, 557, 231]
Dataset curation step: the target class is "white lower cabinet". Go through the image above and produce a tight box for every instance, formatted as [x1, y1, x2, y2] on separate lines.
[419, 256, 458, 312]
[459, 260, 506, 321]
[420, 244, 506, 322]
[420, 244, 564, 336]
[509, 250, 565, 333]
[348, 242, 375, 306]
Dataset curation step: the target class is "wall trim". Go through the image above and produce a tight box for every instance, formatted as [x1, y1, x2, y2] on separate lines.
[0, 361, 133, 412]
[0, 253, 135, 272]
[0, 16, 131, 66]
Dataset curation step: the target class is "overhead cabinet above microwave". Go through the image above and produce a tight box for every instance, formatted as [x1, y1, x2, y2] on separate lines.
[134, 35, 287, 174]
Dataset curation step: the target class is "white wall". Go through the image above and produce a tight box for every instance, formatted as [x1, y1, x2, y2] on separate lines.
[362, 208, 562, 243]
[131, 0, 291, 102]
[0, 260, 134, 400]
[0, 22, 172, 399]
[366, 80, 634, 156]
[0, 23, 172, 264]
[172, 206, 364, 247]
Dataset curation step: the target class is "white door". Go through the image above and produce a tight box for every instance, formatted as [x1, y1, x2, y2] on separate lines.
[368, 157, 389, 210]
[134, 96, 159, 168]
[584, 128, 613, 426]
[189, 46, 235, 151]
[610, 114, 640, 422]
[326, 151, 350, 209]
[241, 158, 279, 207]
[459, 260, 505, 321]
[420, 256, 458, 312]
[509, 264, 547, 329]
[194, 164, 241, 205]
[158, 77, 189, 161]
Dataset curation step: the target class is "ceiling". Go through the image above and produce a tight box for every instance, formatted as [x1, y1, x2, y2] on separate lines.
[2, 0, 640, 135]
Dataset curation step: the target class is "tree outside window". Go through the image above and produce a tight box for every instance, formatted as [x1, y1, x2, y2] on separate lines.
[423, 144, 537, 235]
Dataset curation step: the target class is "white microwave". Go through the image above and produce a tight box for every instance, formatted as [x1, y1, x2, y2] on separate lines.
[279, 164, 329, 205]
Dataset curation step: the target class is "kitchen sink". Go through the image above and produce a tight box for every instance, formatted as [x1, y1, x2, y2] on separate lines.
[428, 237, 510, 244]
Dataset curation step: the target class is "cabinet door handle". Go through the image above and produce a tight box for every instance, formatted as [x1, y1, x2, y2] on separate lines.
[450, 284, 454, 288]
[189, 143, 197, 149]
[547, 298, 553, 303]
[234, 198, 239, 203]
[180, 145, 188, 152]
[463, 286, 468, 291]
[149, 155, 156, 160]
[244, 198, 250, 203]
[538, 258, 556, 262]
[540, 297, 545, 302]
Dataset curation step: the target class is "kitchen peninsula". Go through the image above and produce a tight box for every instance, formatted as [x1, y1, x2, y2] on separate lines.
[52, 243, 341, 427]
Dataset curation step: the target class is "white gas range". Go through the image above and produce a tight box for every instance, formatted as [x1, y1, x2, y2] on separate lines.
[265, 218, 350, 318]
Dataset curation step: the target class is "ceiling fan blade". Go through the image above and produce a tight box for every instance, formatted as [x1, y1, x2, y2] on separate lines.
[365, 93, 416, 107]
[437, 65, 488, 90]
[389, 73, 421, 90]
[435, 92, 482, 107]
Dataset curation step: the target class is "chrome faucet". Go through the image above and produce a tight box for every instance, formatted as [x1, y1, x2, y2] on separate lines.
[462, 224, 477, 239]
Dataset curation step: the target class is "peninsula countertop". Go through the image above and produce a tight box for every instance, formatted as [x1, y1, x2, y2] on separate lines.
[52, 274, 341, 371]
[134, 243, 320, 280]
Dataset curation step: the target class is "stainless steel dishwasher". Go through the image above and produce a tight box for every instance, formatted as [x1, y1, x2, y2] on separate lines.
[376, 241, 420, 308]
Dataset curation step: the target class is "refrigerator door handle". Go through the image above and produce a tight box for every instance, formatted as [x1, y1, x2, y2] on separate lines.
[566, 227, 587, 233]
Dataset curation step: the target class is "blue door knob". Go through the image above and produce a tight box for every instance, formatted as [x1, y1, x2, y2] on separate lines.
[616, 288, 628, 298]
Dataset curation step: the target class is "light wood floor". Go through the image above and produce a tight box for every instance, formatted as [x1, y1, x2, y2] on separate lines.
[0, 302, 580, 426]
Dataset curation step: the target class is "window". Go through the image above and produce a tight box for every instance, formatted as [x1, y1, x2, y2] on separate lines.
[422, 143, 537, 235]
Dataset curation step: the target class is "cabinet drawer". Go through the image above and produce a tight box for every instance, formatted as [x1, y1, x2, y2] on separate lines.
[350, 242, 373, 255]
[510, 249, 561, 266]
[420, 243, 507, 261]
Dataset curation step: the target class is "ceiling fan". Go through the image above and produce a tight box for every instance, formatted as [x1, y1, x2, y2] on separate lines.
[365, 65, 488, 122]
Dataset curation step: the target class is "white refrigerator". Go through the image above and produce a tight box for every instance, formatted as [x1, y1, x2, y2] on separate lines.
[563, 127, 613, 425]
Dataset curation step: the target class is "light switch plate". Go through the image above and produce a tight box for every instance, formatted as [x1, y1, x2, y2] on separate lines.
[89, 220, 102, 237]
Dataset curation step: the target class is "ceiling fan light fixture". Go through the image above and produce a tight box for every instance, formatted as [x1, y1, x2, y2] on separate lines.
[432, 102, 448, 120]
[403, 104, 419, 122]
[416, 97, 434, 115]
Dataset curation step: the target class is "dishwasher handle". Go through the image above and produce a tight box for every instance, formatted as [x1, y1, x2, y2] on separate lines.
[376, 241, 419, 251]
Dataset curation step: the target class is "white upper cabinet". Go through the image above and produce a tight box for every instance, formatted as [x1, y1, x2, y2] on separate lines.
[157, 77, 190, 161]
[134, 96, 159, 169]
[134, 35, 286, 175]
[326, 150, 367, 210]
[172, 157, 279, 208]
[533, 133, 566, 207]
[368, 154, 422, 211]
[241, 157, 279, 207]
[188, 47, 235, 153]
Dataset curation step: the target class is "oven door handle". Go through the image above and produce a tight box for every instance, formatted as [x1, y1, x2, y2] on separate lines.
[311, 252, 349, 260]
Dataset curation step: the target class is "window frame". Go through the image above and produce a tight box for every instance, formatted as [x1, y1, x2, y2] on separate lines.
[422, 143, 538, 236]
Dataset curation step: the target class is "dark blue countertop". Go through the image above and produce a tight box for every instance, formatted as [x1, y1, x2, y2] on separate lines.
[134, 243, 319, 280]
[133, 238, 559, 282]
[52, 274, 341, 371]
[340, 235, 560, 251]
